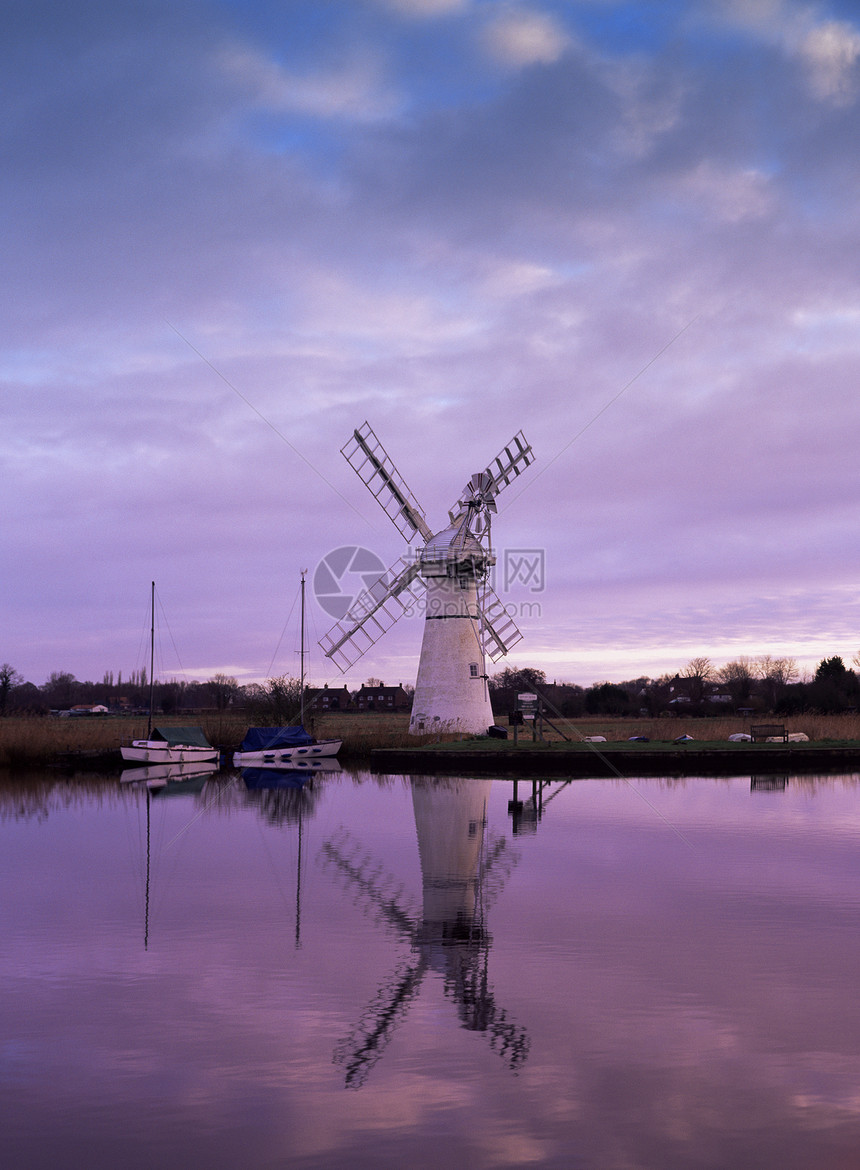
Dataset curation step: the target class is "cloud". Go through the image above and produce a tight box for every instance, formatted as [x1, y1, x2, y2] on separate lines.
[710, 1, 860, 105]
[677, 160, 775, 223]
[219, 44, 404, 122]
[800, 20, 860, 103]
[481, 6, 571, 68]
[3, 0, 860, 689]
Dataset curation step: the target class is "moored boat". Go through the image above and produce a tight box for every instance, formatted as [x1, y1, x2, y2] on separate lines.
[233, 725, 341, 766]
[121, 725, 219, 764]
[120, 582, 219, 765]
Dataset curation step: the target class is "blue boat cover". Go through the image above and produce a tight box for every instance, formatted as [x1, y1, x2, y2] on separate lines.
[238, 726, 314, 752]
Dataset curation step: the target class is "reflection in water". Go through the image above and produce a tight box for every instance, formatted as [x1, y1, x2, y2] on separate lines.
[751, 775, 788, 791]
[5, 770, 860, 1168]
[322, 778, 529, 1087]
[123, 766, 227, 950]
[240, 766, 328, 948]
[120, 760, 218, 792]
[241, 768, 325, 827]
[507, 776, 572, 833]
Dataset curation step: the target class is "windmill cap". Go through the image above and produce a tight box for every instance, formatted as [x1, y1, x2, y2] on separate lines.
[420, 524, 491, 567]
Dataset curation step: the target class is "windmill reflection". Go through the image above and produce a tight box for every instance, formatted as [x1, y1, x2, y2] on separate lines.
[321, 778, 529, 1088]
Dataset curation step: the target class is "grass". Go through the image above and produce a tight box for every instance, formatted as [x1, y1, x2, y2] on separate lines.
[2, 710, 859, 771]
[0, 710, 451, 769]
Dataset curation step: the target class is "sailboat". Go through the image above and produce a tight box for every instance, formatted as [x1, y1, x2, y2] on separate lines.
[233, 571, 342, 766]
[120, 582, 219, 764]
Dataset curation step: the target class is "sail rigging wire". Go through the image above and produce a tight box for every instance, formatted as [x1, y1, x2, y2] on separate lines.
[264, 583, 300, 681]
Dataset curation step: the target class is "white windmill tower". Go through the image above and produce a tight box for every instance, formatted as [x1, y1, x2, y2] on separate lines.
[319, 422, 535, 735]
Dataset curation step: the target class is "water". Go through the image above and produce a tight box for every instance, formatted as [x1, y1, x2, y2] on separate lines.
[3, 768, 860, 1169]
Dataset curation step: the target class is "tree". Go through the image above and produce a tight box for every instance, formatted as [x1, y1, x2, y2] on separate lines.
[489, 666, 547, 692]
[815, 656, 847, 680]
[488, 666, 548, 716]
[245, 676, 302, 723]
[585, 682, 636, 716]
[0, 663, 23, 714]
[6, 681, 46, 715]
[41, 671, 77, 708]
[718, 658, 755, 706]
[809, 656, 859, 713]
[681, 657, 713, 703]
[756, 655, 798, 709]
[208, 673, 239, 711]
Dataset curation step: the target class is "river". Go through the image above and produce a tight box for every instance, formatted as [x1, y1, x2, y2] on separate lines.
[2, 767, 859, 1169]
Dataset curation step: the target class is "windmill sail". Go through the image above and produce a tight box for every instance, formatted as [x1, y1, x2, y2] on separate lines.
[476, 584, 523, 662]
[318, 557, 423, 672]
[321, 421, 535, 733]
[343, 422, 433, 543]
[454, 431, 534, 515]
[482, 430, 534, 496]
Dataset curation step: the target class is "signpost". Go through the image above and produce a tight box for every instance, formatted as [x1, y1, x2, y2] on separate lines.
[517, 693, 540, 742]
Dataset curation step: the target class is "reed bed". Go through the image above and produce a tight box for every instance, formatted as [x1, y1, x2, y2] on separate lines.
[1, 710, 859, 770]
[0, 711, 455, 769]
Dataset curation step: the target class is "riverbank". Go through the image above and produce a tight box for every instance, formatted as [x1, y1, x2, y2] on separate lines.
[370, 739, 860, 778]
[0, 711, 442, 770]
[3, 711, 860, 775]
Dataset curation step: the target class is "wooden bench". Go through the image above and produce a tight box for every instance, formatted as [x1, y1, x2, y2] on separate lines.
[750, 723, 788, 743]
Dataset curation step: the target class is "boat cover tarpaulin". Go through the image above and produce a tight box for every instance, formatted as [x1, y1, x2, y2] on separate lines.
[153, 726, 213, 748]
[238, 726, 315, 752]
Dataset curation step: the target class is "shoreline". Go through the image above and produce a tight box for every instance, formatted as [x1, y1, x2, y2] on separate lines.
[370, 743, 860, 778]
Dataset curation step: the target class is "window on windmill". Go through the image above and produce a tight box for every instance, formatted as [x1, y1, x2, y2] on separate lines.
[469, 663, 479, 678]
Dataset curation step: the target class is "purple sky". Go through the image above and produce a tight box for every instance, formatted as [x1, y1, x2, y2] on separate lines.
[5, 0, 860, 691]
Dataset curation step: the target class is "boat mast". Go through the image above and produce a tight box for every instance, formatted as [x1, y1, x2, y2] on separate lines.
[299, 569, 307, 725]
[147, 580, 155, 739]
[295, 804, 303, 949]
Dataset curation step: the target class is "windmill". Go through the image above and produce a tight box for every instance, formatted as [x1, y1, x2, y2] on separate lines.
[319, 422, 535, 734]
[320, 779, 529, 1088]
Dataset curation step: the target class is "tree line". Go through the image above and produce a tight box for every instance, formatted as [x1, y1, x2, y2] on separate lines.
[488, 654, 860, 717]
[0, 665, 252, 717]
[3, 651, 860, 719]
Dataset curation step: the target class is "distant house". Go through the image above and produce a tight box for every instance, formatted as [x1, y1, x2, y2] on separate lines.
[305, 684, 352, 712]
[353, 683, 411, 713]
[69, 704, 109, 716]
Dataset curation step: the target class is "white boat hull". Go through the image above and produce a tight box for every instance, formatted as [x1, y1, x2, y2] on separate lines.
[121, 741, 219, 764]
[233, 738, 341, 766]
